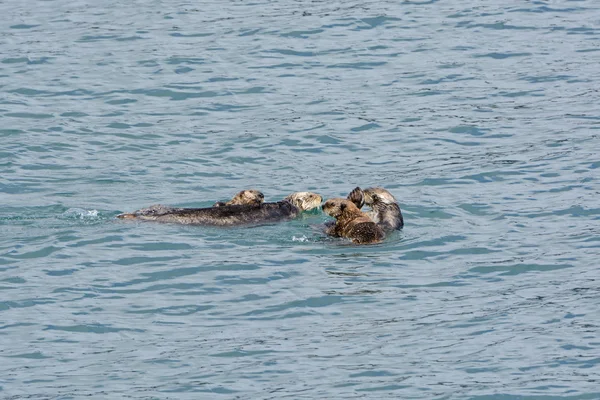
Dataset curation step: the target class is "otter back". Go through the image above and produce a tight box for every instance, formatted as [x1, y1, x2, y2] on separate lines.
[128, 201, 300, 226]
[369, 203, 404, 231]
[346, 221, 385, 244]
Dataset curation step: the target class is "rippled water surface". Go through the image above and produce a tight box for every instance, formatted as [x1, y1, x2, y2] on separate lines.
[2, 0, 600, 398]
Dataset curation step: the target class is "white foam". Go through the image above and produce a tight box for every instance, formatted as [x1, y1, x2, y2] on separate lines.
[64, 208, 99, 219]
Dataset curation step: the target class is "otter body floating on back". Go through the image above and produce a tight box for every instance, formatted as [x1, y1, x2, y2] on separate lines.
[322, 198, 385, 245]
[120, 202, 296, 226]
[117, 191, 322, 226]
[347, 186, 403, 231]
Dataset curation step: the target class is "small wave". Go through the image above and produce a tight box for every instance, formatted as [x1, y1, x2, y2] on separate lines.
[292, 235, 309, 242]
[63, 208, 99, 219]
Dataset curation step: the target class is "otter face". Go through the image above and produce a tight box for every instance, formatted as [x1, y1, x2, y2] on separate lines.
[322, 198, 359, 218]
[362, 187, 397, 206]
[285, 192, 323, 211]
[234, 189, 264, 205]
[214, 189, 264, 207]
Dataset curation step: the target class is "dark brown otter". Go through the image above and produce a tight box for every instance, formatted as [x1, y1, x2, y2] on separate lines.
[347, 186, 403, 231]
[117, 189, 264, 219]
[322, 198, 385, 244]
[213, 189, 264, 207]
[117, 192, 322, 226]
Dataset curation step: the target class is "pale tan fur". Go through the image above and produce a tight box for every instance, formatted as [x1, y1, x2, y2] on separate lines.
[362, 187, 397, 206]
[225, 189, 264, 206]
[284, 191, 322, 211]
[214, 189, 264, 207]
[361, 187, 404, 230]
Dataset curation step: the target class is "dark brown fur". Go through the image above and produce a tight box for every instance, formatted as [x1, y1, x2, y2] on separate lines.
[322, 198, 385, 244]
[347, 187, 365, 209]
[347, 187, 403, 231]
[117, 192, 322, 226]
[116, 204, 180, 219]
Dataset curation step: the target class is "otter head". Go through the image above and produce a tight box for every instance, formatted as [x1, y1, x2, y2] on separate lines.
[214, 189, 264, 207]
[284, 192, 323, 211]
[362, 187, 397, 206]
[322, 198, 360, 218]
[232, 189, 264, 206]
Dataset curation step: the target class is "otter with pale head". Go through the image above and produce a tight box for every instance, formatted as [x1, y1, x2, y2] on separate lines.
[117, 191, 322, 226]
[347, 186, 403, 231]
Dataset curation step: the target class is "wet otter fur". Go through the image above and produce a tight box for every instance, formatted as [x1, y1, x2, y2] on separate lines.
[117, 204, 180, 219]
[117, 190, 264, 220]
[322, 198, 385, 244]
[117, 192, 322, 226]
[347, 186, 403, 231]
[213, 189, 264, 207]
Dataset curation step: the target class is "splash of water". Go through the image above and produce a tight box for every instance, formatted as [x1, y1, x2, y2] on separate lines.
[63, 208, 99, 219]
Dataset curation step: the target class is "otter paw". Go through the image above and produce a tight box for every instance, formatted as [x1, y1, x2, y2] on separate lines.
[347, 187, 365, 209]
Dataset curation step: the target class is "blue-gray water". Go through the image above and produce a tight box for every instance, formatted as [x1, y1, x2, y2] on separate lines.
[1, 0, 599, 398]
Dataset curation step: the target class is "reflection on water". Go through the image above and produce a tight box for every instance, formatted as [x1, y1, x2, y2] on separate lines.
[1, 0, 600, 398]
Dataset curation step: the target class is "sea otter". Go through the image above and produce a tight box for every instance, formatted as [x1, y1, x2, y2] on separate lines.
[117, 191, 322, 226]
[322, 198, 385, 244]
[347, 186, 403, 231]
[117, 190, 264, 219]
[213, 189, 264, 207]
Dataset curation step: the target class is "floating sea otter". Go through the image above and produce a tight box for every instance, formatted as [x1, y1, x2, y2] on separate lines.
[322, 198, 385, 245]
[346, 186, 403, 231]
[117, 191, 322, 226]
[117, 190, 263, 220]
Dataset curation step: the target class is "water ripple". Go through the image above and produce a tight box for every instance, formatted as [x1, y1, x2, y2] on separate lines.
[1, 0, 600, 398]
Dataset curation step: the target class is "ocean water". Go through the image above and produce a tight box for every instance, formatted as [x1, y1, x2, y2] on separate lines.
[1, 0, 600, 398]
